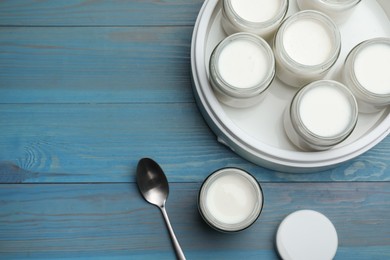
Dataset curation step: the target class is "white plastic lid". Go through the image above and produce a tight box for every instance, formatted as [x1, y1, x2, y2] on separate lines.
[276, 210, 338, 260]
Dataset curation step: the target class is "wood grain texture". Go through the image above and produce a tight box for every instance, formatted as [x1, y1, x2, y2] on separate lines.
[0, 182, 389, 259]
[0, 0, 389, 258]
[0, 27, 194, 104]
[0, 103, 389, 183]
[0, 0, 203, 26]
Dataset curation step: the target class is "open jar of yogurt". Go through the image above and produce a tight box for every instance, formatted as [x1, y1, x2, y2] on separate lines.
[221, 0, 289, 40]
[284, 80, 358, 151]
[273, 10, 341, 88]
[343, 37, 390, 113]
[198, 168, 264, 232]
[297, 0, 361, 24]
[209, 32, 275, 108]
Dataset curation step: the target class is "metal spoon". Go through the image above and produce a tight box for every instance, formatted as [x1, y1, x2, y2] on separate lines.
[136, 158, 186, 260]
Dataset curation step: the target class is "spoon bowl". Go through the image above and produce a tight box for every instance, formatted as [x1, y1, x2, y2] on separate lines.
[136, 158, 186, 260]
[136, 158, 169, 207]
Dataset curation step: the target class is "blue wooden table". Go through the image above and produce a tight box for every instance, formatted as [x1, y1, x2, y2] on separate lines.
[0, 1, 389, 259]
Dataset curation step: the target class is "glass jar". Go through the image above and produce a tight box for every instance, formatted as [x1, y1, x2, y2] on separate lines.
[343, 37, 390, 113]
[284, 80, 358, 151]
[221, 0, 289, 40]
[273, 10, 341, 88]
[198, 168, 264, 232]
[209, 32, 275, 108]
[297, 0, 361, 24]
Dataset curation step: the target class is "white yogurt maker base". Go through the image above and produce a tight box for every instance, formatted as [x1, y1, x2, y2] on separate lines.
[191, 0, 390, 172]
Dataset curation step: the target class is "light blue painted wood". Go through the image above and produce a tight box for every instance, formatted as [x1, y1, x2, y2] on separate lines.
[0, 0, 389, 258]
[0, 104, 389, 183]
[0, 183, 389, 259]
[0, 27, 194, 104]
[0, 0, 203, 26]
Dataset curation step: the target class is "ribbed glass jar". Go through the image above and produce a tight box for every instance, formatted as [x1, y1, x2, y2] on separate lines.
[209, 33, 275, 108]
[284, 80, 358, 151]
[221, 0, 289, 40]
[273, 10, 341, 88]
[343, 37, 390, 113]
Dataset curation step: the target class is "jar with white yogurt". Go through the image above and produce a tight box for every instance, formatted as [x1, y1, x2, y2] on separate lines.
[198, 168, 264, 232]
[343, 37, 390, 113]
[221, 0, 289, 40]
[284, 80, 358, 151]
[209, 32, 275, 108]
[297, 0, 361, 24]
[273, 11, 341, 88]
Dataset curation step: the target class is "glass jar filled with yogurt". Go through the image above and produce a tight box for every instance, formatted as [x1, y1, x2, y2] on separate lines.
[343, 37, 390, 113]
[284, 80, 358, 151]
[221, 0, 289, 40]
[209, 32, 275, 108]
[273, 10, 341, 88]
[297, 0, 361, 24]
[198, 168, 264, 232]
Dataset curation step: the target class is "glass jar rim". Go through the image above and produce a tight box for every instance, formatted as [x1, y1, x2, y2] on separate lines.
[290, 80, 358, 146]
[345, 37, 390, 100]
[210, 33, 275, 98]
[318, 0, 361, 10]
[274, 10, 341, 74]
[223, 0, 289, 29]
[198, 168, 264, 232]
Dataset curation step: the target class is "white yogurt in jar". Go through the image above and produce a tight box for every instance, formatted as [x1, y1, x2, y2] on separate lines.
[343, 38, 390, 113]
[209, 33, 275, 108]
[205, 171, 257, 224]
[284, 80, 358, 151]
[282, 19, 333, 66]
[273, 11, 341, 87]
[297, 0, 361, 24]
[230, 0, 282, 23]
[221, 0, 288, 39]
[217, 38, 269, 89]
[353, 43, 390, 95]
[299, 85, 353, 137]
[198, 168, 263, 232]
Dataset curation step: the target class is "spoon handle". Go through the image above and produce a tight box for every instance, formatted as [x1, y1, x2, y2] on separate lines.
[160, 205, 186, 260]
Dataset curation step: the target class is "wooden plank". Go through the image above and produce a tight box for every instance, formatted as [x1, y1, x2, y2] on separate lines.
[0, 182, 389, 259]
[0, 26, 194, 103]
[0, 103, 389, 183]
[0, 0, 203, 26]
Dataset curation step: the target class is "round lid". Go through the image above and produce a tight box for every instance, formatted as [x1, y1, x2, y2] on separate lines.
[276, 210, 338, 260]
